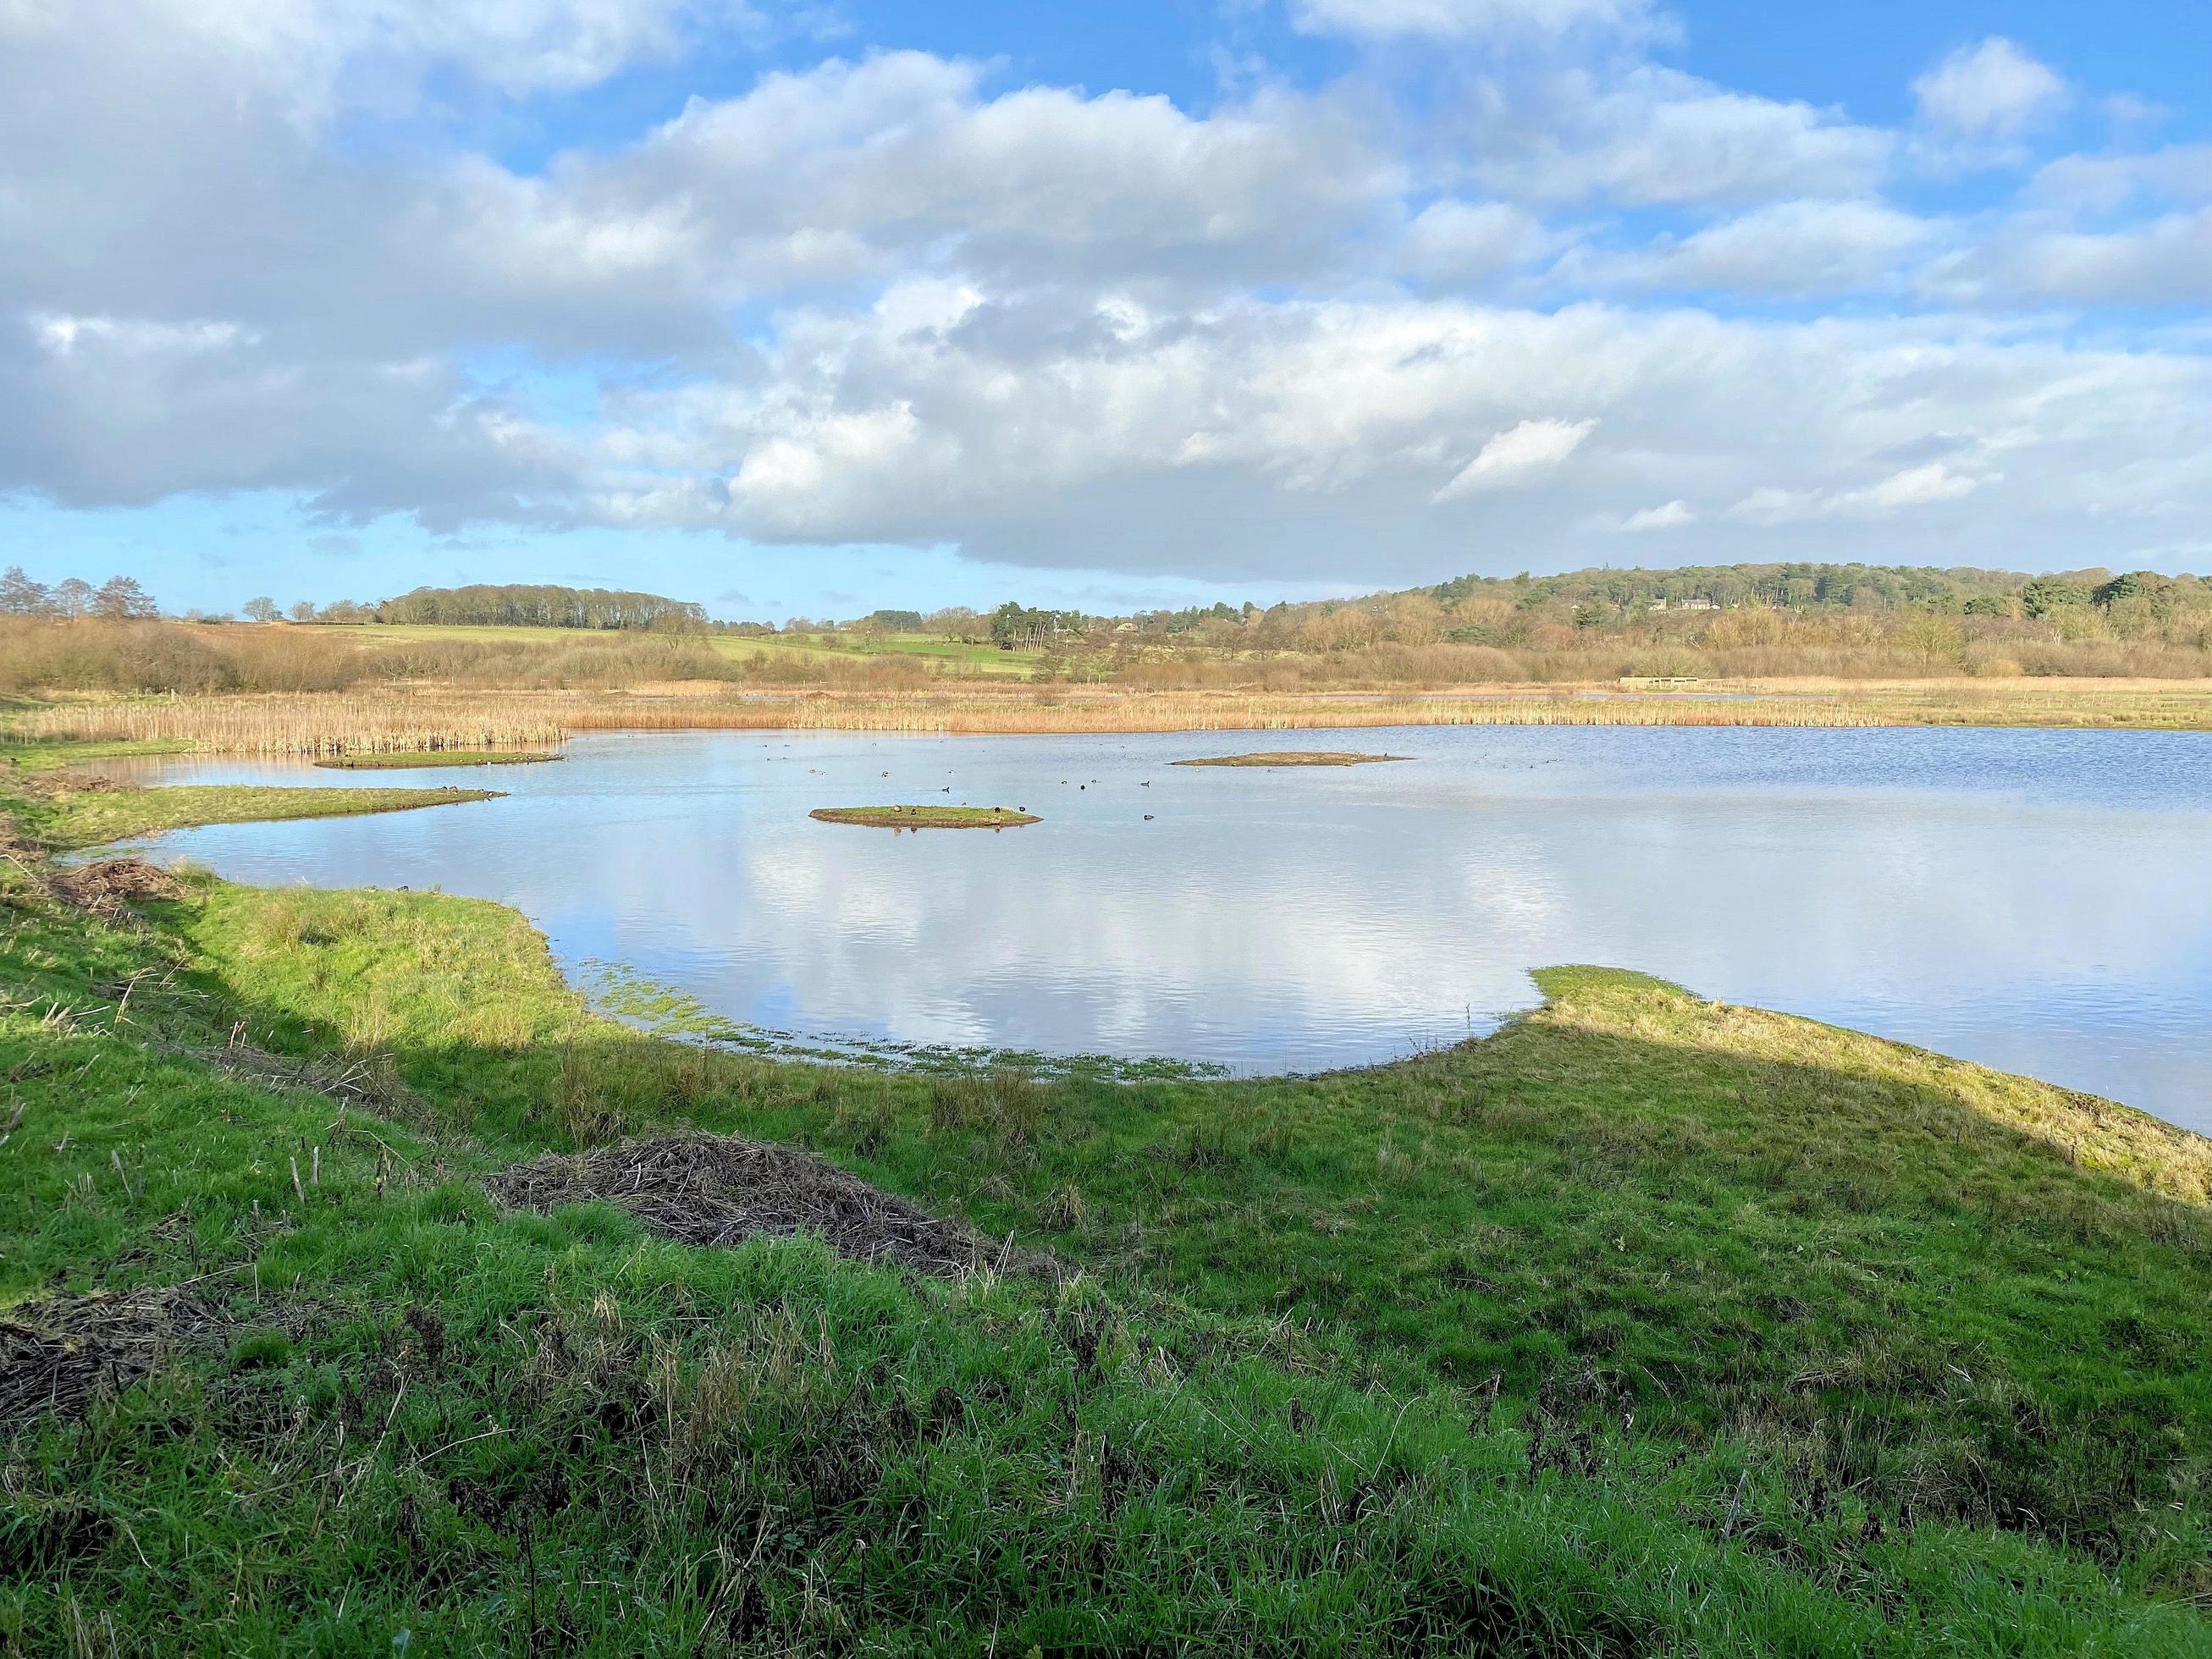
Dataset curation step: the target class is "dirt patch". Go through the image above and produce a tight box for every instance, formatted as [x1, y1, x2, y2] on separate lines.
[489, 1134, 1062, 1281]
[0, 1287, 230, 1434]
[52, 857, 186, 912]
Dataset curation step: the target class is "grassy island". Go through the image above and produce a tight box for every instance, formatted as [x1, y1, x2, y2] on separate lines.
[312, 750, 560, 770]
[1174, 750, 1408, 767]
[808, 804, 1040, 828]
[1, 752, 2208, 1655]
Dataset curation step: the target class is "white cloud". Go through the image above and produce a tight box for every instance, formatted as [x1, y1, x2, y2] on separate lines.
[576, 294, 2212, 581]
[1403, 200, 1551, 280]
[0, 309, 565, 522]
[2032, 144, 2212, 211]
[1581, 200, 1936, 294]
[1728, 463, 1990, 526]
[1614, 499, 1693, 532]
[1923, 205, 2212, 306]
[1914, 38, 2068, 138]
[1468, 69, 1892, 206]
[137, 0, 757, 111]
[1288, 0, 1659, 42]
[1433, 417, 1597, 499]
[2, 0, 2209, 587]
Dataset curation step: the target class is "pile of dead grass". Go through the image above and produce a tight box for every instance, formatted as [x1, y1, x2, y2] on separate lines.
[51, 857, 185, 912]
[489, 1133, 1062, 1281]
[0, 1287, 229, 1433]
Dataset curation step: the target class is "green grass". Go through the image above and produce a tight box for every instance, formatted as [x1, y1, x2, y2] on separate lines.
[1, 765, 2208, 1653]
[17, 784, 503, 849]
[312, 751, 559, 770]
[316, 622, 1045, 678]
[808, 805, 1040, 828]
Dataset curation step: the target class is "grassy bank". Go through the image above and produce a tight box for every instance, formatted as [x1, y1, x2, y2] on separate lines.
[2, 769, 2209, 1652]
[14, 782, 502, 851]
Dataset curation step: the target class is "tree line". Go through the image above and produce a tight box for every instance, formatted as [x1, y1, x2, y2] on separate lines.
[367, 584, 706, 631]
[0, 568, 157, 620]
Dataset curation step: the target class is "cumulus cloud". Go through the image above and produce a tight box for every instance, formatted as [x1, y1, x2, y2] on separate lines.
[1914, 38, 2068, 138]
[2, 0, 2209, 588]
[0, 310, 567, 524]
[573, 291, 2212, 581]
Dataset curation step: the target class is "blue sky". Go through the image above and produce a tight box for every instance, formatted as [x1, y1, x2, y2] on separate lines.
[3, 0, 2208, 620]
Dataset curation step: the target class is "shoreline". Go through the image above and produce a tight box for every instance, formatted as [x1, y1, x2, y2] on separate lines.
[6, 675, 2212, 758]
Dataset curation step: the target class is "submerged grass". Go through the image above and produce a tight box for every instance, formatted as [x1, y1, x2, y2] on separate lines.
[1, 762, 2209, 1652]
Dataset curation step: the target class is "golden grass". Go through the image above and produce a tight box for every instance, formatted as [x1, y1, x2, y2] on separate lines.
[6, 675, 2211, 756]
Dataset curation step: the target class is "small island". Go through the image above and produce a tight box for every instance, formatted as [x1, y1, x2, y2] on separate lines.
[314, 751, 562, 769]
[1172, 751, 1406, 768]
[809, 805, 1040, 829]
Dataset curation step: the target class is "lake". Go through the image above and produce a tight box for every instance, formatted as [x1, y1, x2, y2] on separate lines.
[112, 725, 2212, 1133]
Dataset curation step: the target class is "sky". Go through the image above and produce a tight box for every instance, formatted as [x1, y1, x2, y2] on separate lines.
[2, 0, 2209, 621]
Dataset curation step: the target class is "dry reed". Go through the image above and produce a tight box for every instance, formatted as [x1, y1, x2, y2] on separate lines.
[8, 676, 2212, 757]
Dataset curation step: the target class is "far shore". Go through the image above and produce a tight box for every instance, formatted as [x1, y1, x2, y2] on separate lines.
[7, 675, 2212, 759]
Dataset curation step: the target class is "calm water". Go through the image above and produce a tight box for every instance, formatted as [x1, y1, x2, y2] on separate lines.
[113, 726, 2212, 1133]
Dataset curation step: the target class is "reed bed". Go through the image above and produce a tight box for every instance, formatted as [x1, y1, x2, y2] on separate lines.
[3, 692, 567, 756]
[7, 676, 2211, 757]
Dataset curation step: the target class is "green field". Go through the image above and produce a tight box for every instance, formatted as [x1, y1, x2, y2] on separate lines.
[3, 760, 2209, 1654]
[310, 622, 1045, 678]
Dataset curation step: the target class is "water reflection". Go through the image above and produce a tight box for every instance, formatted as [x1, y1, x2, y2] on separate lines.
[115, 725, 2212, 1132]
